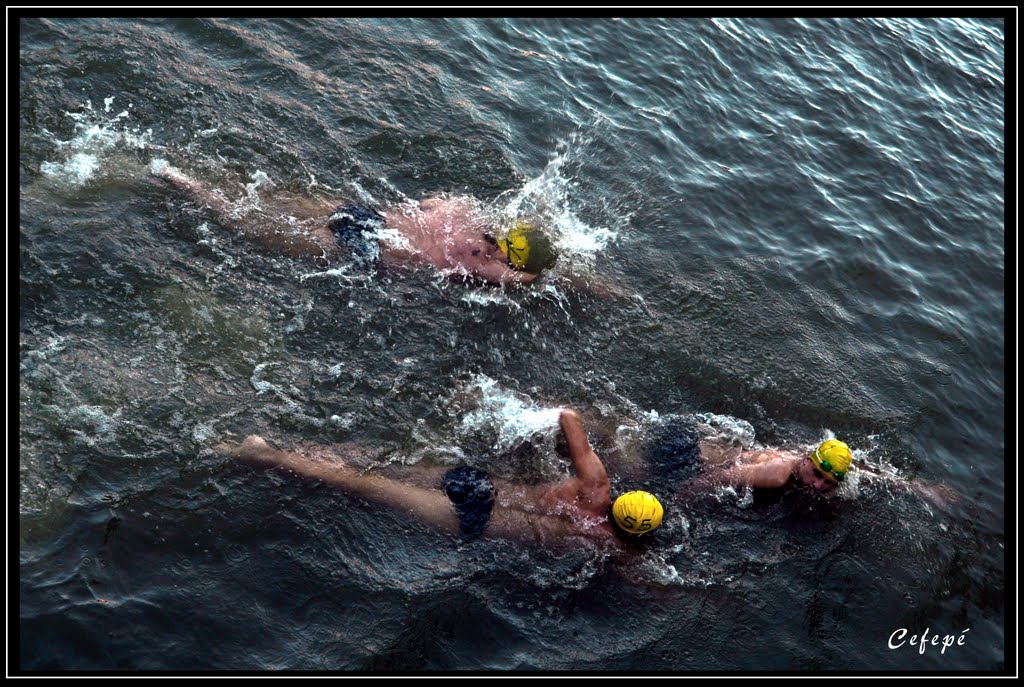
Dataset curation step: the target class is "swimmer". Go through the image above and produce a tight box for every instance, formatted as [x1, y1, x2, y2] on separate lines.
[695, 437, 857, 492]
[618, 415, 958, 507]
[215, 409, 664, 551]
[153, 163, 556, 286]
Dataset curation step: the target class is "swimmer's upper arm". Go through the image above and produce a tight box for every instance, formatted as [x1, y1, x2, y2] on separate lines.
[720, 459, 792, 490]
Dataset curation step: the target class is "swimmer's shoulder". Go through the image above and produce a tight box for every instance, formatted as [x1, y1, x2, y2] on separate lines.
[740, 448, 802, 465]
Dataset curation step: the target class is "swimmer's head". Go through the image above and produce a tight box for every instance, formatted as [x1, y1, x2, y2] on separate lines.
[807, 439, 852, 487]
[496, 220, 558, 273]
[611, 490, 664, 535]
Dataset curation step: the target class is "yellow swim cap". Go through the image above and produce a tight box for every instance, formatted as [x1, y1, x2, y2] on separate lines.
[810, 439, 852, 482]
[611, 491, 664, 535]
[497, 220, 558, 273]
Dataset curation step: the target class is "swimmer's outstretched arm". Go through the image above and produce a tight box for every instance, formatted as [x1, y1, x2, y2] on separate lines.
[152, 163, 232, 216]
[908, 480, 960, 508]
[555, 272, 631, 299]
[696, 440, 745, 467]
[217, 436, 460, 534]
[854, 468, 960, 508]
[152, 164, 339, 261]
[721, 460, 794, 489]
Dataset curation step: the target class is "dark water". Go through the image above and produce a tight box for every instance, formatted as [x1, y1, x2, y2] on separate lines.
[18, 17, 1006, 672]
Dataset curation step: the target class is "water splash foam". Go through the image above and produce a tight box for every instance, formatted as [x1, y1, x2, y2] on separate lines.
[493, 134, 620, 272]
[458, 374, 561, 452]
[40, 97, 160, 187]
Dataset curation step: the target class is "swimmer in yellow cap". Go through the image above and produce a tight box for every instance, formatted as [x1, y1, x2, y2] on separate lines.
[696, 434, 958, 508]
[491, 219, 559, 275]
[609, 414, 959, 509]
[685, 437, 854, 492]
[614, 414, 857, 494]
[612, 490, 664, 535]
[804, 438, 853, 487]
[153, 164, 555, 286]
[216, 408, 658, 552]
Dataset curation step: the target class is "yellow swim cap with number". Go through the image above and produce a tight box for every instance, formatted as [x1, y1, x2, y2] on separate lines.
[612, 491, 664, 535]
[810, 439, 852, 482]
[497, 220, 558, 273]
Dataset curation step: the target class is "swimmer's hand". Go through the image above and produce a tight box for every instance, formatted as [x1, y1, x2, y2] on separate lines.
[215, 435, 287, 468]
[149, 159, 204, 194]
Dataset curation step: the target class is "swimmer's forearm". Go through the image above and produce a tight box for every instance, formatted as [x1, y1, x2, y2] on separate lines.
[560, 410, 609, 484]
[559, 409, 590, 456]
[469, 260, 538, 285]
[870, 472, 959, 507]
[561, 273, 626, 298]
[153, 165, 226, 214]
[222, 438, 355, 485]
[685, 469, 735, 493]
[273, 452, 344, 481]
[697, 441, 743, 466]
[507, 270, 539, 284]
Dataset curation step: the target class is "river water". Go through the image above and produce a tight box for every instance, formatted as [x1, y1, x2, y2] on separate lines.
[18, 17, 1006, 672]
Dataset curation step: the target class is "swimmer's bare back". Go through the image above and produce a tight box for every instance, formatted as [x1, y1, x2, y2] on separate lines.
[153, 165, 536, 284]
[382, 197, 538, 285]
[216, 409, 623, 552]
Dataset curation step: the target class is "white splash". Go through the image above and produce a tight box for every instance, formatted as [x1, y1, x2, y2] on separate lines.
[44, 404, 120, 446]
[148, 157, 170, 176]
[298, 265, 373, 284]
[192, 421, 216, 443]
[458, 289, 520, 309]
[458, 374, 560, 451]
[348, 179, 383, 206]
[250, 362, 278, 395]
[492, 139, 618, 271]
[693, 412, 757, 449]
[40, 96, 158, 187]
[21, 335, 70, 366]
[369, 224, 410, 252]
[227, 169, 273, 219]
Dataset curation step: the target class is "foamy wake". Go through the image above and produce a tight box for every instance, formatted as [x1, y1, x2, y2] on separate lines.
[40, 97, 160, 187]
